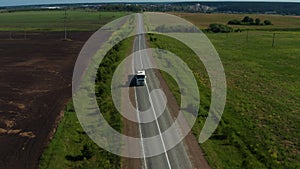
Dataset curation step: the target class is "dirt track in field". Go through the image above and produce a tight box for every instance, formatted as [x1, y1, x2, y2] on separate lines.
[0, 31, 93, 169]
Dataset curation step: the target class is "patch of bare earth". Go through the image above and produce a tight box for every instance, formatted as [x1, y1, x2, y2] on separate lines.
[0, 31, 93, 169]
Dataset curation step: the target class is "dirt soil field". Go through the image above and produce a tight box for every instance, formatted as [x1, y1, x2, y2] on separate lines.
[0, 31, 93, 169]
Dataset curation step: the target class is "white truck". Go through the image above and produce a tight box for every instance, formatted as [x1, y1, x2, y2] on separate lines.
[135, 70, 146, 86]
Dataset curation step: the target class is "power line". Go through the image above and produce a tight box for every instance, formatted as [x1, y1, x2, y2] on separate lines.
[272, 33, 276, 47]
[64, 9, 67, 40]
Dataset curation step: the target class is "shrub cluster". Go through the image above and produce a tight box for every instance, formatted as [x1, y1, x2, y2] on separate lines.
[228, 16, 272, 26]
[207, 23, 233, 33]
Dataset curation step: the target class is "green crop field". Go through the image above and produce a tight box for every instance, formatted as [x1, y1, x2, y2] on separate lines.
[0, 10, 130, 31]
[172, 13, 300, 31]
[147, 30, 300, 169]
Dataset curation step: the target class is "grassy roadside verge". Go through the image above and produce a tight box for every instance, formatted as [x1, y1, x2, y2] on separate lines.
[147, 31, 300, 169]
[39, 37, 134, 169]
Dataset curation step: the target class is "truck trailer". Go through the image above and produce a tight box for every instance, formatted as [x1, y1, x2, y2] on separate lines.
[135, 70, 146, 86]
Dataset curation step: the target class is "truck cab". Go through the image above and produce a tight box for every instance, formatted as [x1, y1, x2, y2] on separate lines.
[135, 70, 146, 86]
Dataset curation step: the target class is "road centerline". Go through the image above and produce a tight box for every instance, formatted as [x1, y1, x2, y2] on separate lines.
[135, 13, 172, 169]
[132, 36, 148, 169]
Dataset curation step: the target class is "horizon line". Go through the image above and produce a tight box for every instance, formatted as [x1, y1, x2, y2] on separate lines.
[1, 0, 300, 8]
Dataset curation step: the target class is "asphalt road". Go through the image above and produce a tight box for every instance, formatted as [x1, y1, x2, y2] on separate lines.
[132, 13, 194, 169]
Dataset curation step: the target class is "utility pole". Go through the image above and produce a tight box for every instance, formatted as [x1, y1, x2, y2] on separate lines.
[9, 31, 12, 40]
[272, 33, 276, 48]
[99, 12, 101, 24]
[64, 9, 67, 40]
[24, 29, 27, 40]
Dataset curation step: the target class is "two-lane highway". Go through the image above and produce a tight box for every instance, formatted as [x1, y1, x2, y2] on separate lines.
[132, 13, 194, 169]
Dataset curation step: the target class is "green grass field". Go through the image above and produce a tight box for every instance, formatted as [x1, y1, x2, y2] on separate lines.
[0, 10, 130, 31]
[2, 11, 299, 32]
[172, 13, 300, 31]
[147, 31, 300, 169]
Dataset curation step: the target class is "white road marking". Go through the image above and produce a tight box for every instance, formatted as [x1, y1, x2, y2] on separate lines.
[136, 13, 172, 169]
[138, 35, 144, 68]
[132, 36, 148, 169]
[132, 13, 172, 169]
[144, 81, 172, 169]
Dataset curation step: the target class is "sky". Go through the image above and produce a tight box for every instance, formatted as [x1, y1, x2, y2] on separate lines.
[0, 0, 299, 7]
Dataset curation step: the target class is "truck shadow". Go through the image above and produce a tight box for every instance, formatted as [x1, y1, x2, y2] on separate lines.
[127, 74, 136, 87]
[118, 74, 136, 88]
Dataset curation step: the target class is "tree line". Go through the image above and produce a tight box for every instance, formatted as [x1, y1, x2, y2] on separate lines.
[207, 16, 273, 33]
[228, 16, 272, 26]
